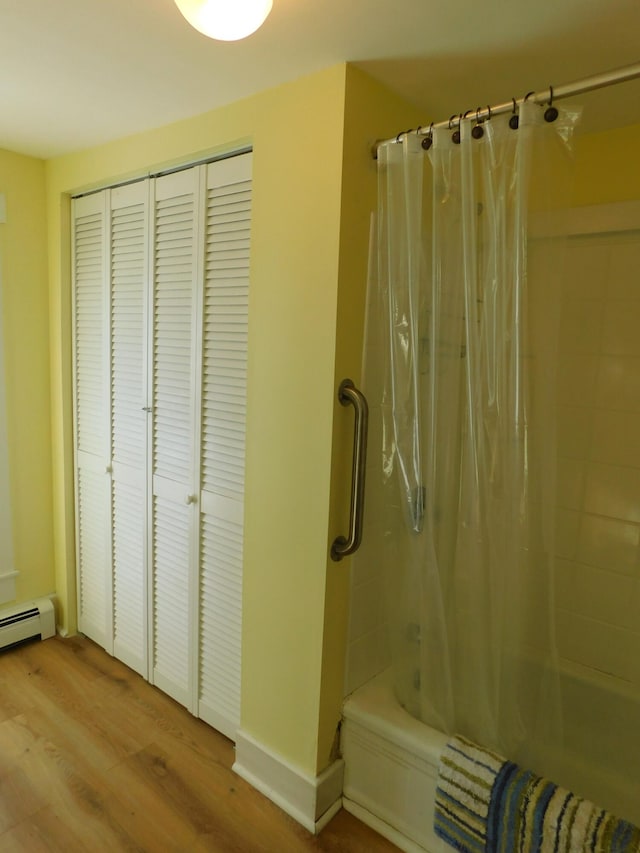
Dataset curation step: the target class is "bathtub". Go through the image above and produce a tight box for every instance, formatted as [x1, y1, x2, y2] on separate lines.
[341, 670, 448, 852]
[341, 665, 640, 852]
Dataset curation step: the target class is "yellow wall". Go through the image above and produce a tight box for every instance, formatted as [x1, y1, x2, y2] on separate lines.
[46, 65, 347, 775]
[317, 67, 421, 768]
[574, 122, 640, 206]
[0, 149, 54, 604]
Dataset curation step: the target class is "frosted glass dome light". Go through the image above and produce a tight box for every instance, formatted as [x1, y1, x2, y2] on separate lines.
[174, 0, 273, 42]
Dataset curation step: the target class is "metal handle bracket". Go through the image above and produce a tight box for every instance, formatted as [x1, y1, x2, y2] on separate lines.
[331, 379, 369, 562]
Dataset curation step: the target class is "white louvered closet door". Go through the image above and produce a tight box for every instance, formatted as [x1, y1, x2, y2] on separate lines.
[73, 154, 251, 738]
[109, 182, 149, 677]
[150, 168, 202, 709]
[73, 192, 112, 649]
[198, 153, 251, 739]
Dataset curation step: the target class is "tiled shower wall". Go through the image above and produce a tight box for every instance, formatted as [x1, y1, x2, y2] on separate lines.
[345, 219, 640, 699]
[555, 230, 640, 688]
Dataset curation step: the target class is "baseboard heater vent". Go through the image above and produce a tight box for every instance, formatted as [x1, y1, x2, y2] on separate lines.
[0, 598, 55, 650]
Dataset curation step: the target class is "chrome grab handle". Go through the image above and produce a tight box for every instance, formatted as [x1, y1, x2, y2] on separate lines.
[331, 379, 368, 562]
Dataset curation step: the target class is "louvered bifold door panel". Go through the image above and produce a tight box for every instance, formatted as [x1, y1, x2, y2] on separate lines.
[110, 182, 149, 677]
[72, 192, 111, 649]
[198, 153, 252, 739]
[151, 168, 201, 710]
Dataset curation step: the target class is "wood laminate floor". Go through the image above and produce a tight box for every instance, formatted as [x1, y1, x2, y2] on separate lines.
[0, 636, 398, 852]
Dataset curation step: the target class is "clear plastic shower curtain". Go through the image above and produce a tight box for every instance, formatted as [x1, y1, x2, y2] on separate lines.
[369, 101, 580, 766]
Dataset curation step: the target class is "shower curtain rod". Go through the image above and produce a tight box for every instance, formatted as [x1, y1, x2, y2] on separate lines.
[373, 60, 640, 157]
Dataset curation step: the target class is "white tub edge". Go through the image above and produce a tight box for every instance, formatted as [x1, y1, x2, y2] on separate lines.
[341, 669, 449, 852]
[343, 669, 449, 763]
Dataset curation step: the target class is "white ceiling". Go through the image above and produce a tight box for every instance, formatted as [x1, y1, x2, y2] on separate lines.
[2, 0, 640, 159]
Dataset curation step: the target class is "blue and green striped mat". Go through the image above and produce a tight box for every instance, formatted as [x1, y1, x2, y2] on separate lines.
[434, 734, 640, 852]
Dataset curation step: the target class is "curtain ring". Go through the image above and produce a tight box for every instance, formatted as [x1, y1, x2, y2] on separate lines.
[509, 97, 519, 129]
[448, 114, 457, 130]
[524, 90, 535, 101]
[486, 104, 492, 121]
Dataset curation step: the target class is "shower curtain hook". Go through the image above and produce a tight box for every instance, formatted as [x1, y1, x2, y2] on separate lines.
[472, 106, 484, 139]
[509, 97, 519, 129]
[421, 123, 434, 150]
[421, 122, 434, 150]
[544, 85, 559, 122]
[452, 114, 462, 145]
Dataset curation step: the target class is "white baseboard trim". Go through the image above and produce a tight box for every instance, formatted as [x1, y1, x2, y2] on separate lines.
[0, 570, 18, 605]
[233, 729, 344, 835]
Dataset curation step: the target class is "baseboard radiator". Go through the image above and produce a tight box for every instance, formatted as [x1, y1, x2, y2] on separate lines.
[0, 598, 55, 650]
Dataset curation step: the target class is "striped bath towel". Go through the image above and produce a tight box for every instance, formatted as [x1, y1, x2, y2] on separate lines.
[434, 734, 640, 852]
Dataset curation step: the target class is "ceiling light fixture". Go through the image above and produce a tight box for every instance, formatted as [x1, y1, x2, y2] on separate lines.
[174, 0, 273, 42]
